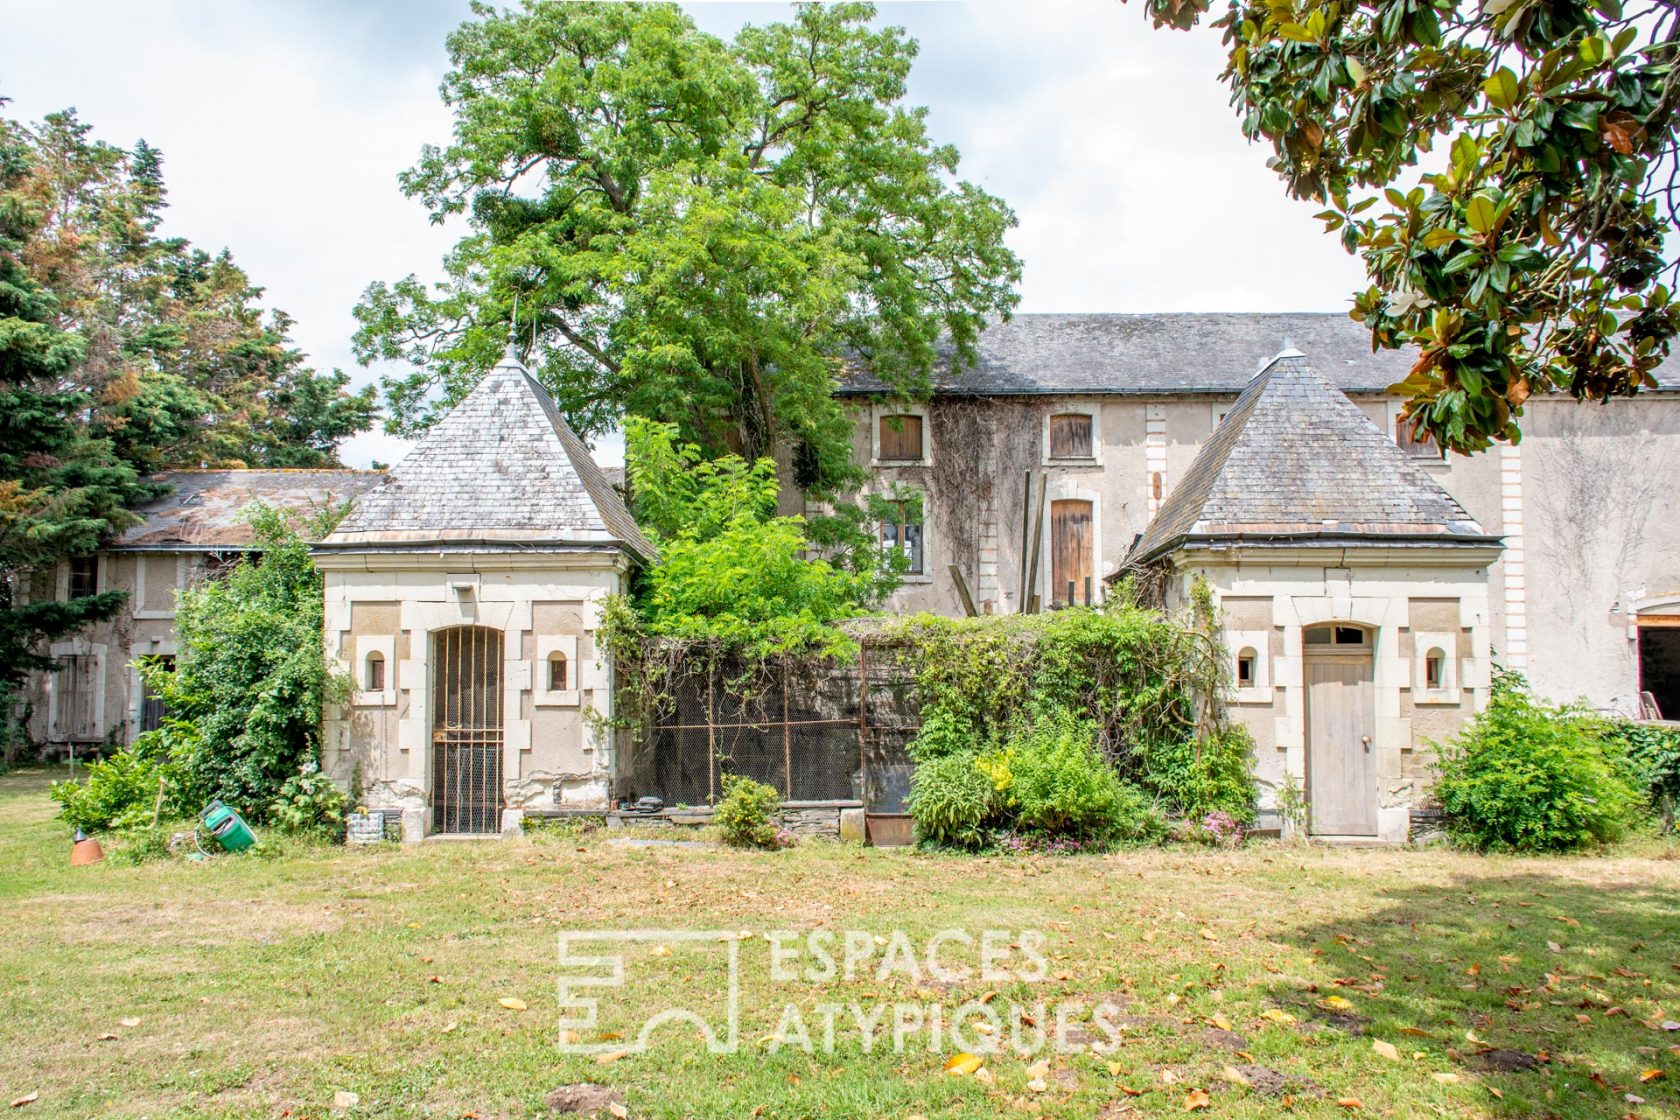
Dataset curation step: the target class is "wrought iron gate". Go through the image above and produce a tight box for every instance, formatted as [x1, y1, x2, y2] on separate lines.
[431, 626, 504, 834]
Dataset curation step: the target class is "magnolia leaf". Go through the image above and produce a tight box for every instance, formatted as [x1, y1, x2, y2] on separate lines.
[1345, 56, 1367, 84]
[1482, 67, 1520, 110]
[944, 1052, 984, 1076]
[498, 997, 527, 1011]
[1431, 1072, 1460, 1084]
[1184, 1089, 1211, 1111]
[1336, 1097, 1363, 1109]
[1465, 195, 1498, 234]
[1277, 22, 1317, 42]
[1220, 1064, 1251, 1086]
[1372, 1039, 1400, 1061]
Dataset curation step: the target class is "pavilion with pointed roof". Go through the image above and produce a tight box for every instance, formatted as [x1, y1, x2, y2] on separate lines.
[1118, 349, 1504, 843]
[314, 349, 648, 839]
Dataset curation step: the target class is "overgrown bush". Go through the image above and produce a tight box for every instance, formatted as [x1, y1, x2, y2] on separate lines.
[51, 748, 179, 834]
[714, 772, 784, 849]
[1136, 724, 1257, 823]
[51, 504, 348, 835]
[268, 762, 348, 840]
[1434, 672, 1644, 852]
[907, 751, 997, 850]
[1600, 719, 1680, 831]
[1005, 712, 1131, 838]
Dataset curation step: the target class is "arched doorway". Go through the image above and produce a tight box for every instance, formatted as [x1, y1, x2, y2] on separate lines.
[1303, 623, 1377, 836]
[432, 626, 504, 834]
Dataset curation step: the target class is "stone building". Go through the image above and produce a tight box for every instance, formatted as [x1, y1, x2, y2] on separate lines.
[19, 469, 384, 752]
[313, 350, 652, 840]
[835, 312, 1680, 718]
[1125, 350, 1503, 841]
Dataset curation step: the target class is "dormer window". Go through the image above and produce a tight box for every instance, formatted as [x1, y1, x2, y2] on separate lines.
[878, 414, 924, 461]
[1049, 413, 1094, 459]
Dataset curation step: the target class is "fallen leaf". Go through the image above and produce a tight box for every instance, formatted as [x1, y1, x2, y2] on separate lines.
[973, 1067, 994, 1086]
[1220, 1065, 1250, 1087]
[1119, 1085, 1145, 1096]
[1335, 1096, 1363, 1109]
[1107, 1061, 1125, 1075]
[1431, 1072, 1459, 1085]
[559, 1029, 578, 1044]
[1162, 1068, 1179, 1085]
[650, 944, 671, 957]
[608, 1105, 628, 1120]
[1165, 993, 1181, 1006]
[1184, 1089, 1211, 1111]
[594, 1049, 629, 1065]
[1401, 1026, 1431, 1038]
[1199, 928, 1219, 942]
[1211, 1014, 1233, 1031]
[979, 990, 998, 1004]
[96, 1033, 117, 1042]
[1372, 1040, 1400, 1062]
[333, 1090, 359, 1109]
[1261, 1009, 1298, 1026]
[498, 998, 527, 1011]
[1639, 1069, 1664, 1082]
[9, 1094, 37, 1109]
[118, 1018, 140, 1028]
[1320, 996, 1355, 1012]
[944, 1052, 984, 1076]
[1487, 1086, 1504, 1099]
[1026, 1077, 1048, 1093]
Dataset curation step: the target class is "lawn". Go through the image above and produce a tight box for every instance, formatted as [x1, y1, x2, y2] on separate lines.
[1, 766, 1677, 1120]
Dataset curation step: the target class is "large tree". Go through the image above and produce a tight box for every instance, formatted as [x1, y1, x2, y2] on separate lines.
[21, 110, 376, 470]
[1140, 0, 1680, 452]
[354, 0, 1020, 490]
[0, 111, 145, 703]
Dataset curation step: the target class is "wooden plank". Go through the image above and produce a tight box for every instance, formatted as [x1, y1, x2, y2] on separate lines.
[1024, 473, 1047, 613]
[949, 565, 978, 617]
[1050, 499, 1093, 608]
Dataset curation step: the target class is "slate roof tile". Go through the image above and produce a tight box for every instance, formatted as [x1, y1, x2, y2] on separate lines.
[1126, 350, 1495, 567]
[323, 354, 653, 559]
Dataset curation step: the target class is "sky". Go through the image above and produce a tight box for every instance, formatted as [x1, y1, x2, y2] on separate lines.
[0, 0, 1369, 468]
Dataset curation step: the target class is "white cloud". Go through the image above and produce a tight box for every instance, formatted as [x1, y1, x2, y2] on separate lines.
[1, 0, 1372, 469]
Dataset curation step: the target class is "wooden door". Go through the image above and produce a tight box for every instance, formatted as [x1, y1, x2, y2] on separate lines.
[1050, 499, 1093, 607]
[1305, 654, 1376, 835]
[432, 626, 504, 834]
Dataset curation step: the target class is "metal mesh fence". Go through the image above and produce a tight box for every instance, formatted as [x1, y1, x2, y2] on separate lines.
[639, 646, 917, 809]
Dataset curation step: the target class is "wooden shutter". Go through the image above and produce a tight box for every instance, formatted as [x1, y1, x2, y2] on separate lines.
[878, 414, 923, 460]
[1049, 413, 1093, 459]
[1050, 499, 1094, 606]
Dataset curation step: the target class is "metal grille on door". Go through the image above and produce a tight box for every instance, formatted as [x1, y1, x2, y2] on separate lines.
[432, 627, 504, 834]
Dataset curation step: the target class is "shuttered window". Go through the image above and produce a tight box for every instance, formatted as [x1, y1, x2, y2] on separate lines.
[56, 654, 99, 740]
[1049, 413, 1094, 459]
[1395, 414, 1443, 459]
[1050, 499, 1094, 607]
[878, 414, 924, 461]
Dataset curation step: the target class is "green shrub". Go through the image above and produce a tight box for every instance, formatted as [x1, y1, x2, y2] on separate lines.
[51, 749, 180, 834]
[1138, 724, 1257, 823]
[907, 751, 996, 850]
[108, 826, 172, 865]
[715, 772, 782, 849]
[267, 762, 348, 840]
[1434, 672, 1644, 852]
[1600, 719, 1680, 831]
[1006, 712, 1133, 839]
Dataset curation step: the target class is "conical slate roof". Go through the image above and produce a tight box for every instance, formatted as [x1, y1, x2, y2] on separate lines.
[1127, 350, 1494, 567]
[322, 353, 653, 559]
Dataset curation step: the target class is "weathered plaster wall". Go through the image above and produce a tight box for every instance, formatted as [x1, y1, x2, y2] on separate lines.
[827, 391, 1680, 716]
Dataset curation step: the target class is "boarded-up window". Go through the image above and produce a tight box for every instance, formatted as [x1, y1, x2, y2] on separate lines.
[880, 499, 925, 575]
[1395, 414, 1443, 459]
[1050, 499, 1094, 607]
[68, 555, 99, 600]
[56, 654, 99, 740]
[878, 414, 924, 461]
[1049, 413, 1094, 459]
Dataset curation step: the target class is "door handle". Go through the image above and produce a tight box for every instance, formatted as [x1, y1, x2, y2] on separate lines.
[1361, 735, 1372, 751]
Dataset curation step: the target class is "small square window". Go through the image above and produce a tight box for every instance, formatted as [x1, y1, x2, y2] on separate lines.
[548, 652, 569, 692]
[878, 414, 924, 461]
[1049, 413, 1094, 459]
[1396, 414, 1444, 459]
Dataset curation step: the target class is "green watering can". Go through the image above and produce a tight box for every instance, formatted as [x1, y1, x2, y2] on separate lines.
[199, 801, 256, 853]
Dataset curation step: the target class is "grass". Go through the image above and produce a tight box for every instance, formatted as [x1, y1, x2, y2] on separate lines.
[1, 764, 1677, 1120]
